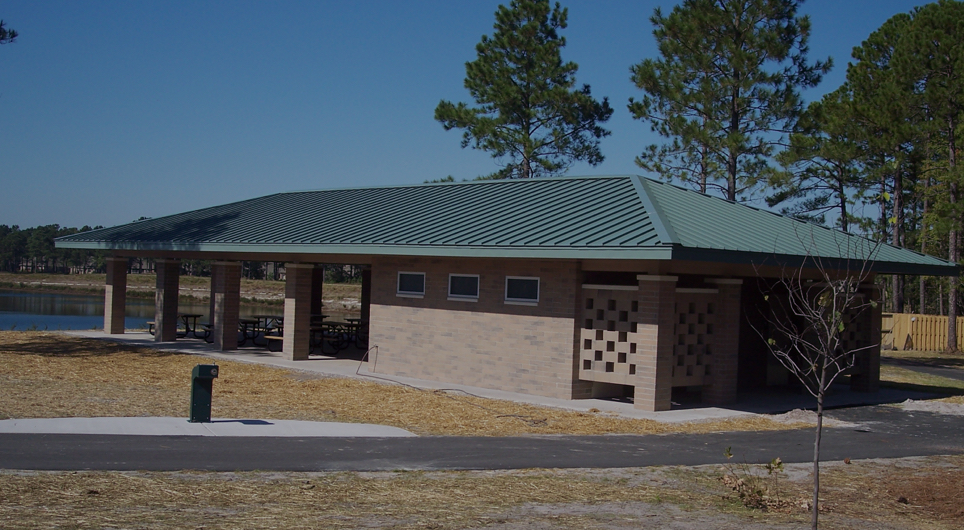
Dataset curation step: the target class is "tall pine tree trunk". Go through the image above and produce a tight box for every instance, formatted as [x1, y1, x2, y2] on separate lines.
[921, 175, 930, 314]
[949, 116, 959, 352]
[892, 168, 904, 313]
[727, 84, 740, 201]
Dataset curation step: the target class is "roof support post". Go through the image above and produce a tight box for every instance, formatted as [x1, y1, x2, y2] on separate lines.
[634, 275, 677, 411]
[211, 261, 241, 351]
[283, 263, 314, 361]
[154, 259, 180, 342]
[702, 278, 743, 405]
[360, 266, 371, 325]
[850, 283, 881, 393]
[104, 257, 127, 334]
[311, 264, 324, 316]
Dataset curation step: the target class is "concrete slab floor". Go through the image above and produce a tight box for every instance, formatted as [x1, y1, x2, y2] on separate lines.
[62, 330, 936, 423]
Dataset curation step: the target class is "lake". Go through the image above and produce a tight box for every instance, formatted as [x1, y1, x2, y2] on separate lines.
[0, 289, 299, 331]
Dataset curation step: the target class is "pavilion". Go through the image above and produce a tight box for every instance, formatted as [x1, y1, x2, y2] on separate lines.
[55, 175, 959, 411]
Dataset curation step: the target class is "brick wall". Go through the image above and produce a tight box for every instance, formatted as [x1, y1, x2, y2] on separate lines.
[368, 257, 590, 400]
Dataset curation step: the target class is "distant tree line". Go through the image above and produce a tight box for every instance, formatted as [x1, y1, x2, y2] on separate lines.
[0, 224, 106, 274]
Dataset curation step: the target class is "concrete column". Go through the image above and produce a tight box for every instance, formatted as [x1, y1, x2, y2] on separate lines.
[154, 259, 181, 342]
[208, 264, 219, 326]
[284, 263, 314, 360]
[311, 265, 325, 316]
[360, 267, 371, 323]
[212, 261, 241, 351]
[104, 257, 128, 334]
[851, 284, 882, 392]
[634, 275, 677, 411]
[702, 278, 743, 405]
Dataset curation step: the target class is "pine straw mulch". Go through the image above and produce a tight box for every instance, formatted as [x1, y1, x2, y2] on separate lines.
[0, 331, 808, 437]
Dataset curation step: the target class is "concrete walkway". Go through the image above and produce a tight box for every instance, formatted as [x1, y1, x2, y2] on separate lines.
[64, 330, 937, 423]
[3, 405, 964, 471]
[0, 417, 415, 437]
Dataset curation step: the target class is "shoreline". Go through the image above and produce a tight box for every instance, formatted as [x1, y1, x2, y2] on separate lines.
[0, 273, 362, 311]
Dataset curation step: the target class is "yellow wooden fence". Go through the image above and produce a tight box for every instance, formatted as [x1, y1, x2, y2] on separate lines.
[882, 312, 964, 351]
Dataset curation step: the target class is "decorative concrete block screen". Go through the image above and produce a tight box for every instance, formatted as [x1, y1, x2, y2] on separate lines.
[671, 290, 719, 387]
[579, 285, 719, 388]
[578, 285, 640, 386]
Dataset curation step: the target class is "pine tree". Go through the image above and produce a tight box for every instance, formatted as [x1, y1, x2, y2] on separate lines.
[893, 0, 964, 351]
[629, 0, 830, 200]
[0, 20, 16, 45]
[769, 89, 863, 232]
[435, 0, 612, 179]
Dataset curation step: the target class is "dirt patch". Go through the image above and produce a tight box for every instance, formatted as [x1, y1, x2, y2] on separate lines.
[900, 399, 964, 416]
[768, 409, 858, 428]
[817, 455, 964, 528]
[0, 331, 805, 436]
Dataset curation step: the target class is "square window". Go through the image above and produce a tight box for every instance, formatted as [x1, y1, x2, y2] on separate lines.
[505, 276, 539, 304]
[448, 274, 479, 300]
[397, 272, 425, 297]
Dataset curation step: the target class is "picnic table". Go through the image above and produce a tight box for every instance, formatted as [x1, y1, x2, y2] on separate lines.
[309, 320, 359, 354]
[179, 313, 204, 338]
[238, 318, 260, 346]
[252, 314, 284, 336]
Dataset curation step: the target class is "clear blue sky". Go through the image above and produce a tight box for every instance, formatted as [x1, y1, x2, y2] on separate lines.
[0, 0, 927, 228]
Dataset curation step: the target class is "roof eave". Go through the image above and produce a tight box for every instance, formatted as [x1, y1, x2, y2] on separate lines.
[670, 246, 960, 277]
[55, 240, 678, 260]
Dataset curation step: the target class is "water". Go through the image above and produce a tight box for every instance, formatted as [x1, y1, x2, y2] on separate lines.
[0, 290, 289, 331]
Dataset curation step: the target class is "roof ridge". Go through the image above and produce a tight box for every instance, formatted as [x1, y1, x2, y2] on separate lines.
[641, 177, 957, 267]
[278, 174, 635, 195]
[631, 177, 678, 246]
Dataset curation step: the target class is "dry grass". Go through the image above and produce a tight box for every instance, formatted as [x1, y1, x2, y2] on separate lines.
[3, 456, 963, 529]
[879, 365, 964, 406]
[0, 331, 801, 436]
[882, 349, 964, 366]
[0, 468, 709, 530]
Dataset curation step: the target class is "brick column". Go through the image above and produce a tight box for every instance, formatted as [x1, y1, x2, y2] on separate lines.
[311, 265, 325, 316]
[211, 261, 241, 351]
[154, 259, 181, 342]
[208, 264, 219, 327]
[284, 263, 314, 360]
[103, 257, 128, 334]
[851, 284, 881, 392]
[703, 278, 743, 405]
[634, 275, 677, 411]
[360, 267, 372, 324]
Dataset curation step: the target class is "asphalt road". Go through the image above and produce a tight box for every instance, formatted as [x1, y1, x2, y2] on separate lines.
[2, 405, 962, 471]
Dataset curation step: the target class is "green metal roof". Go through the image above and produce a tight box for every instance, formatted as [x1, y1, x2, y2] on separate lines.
[56, 175, 958, 275]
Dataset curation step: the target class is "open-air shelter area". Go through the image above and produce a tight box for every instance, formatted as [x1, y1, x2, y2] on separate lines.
[55, 175, 959, 411]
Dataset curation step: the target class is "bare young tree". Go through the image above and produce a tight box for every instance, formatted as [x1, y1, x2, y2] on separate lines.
[753, 234, 881, 530]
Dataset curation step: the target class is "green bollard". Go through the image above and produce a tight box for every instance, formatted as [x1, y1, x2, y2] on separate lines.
[189, 364, 219, 423]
